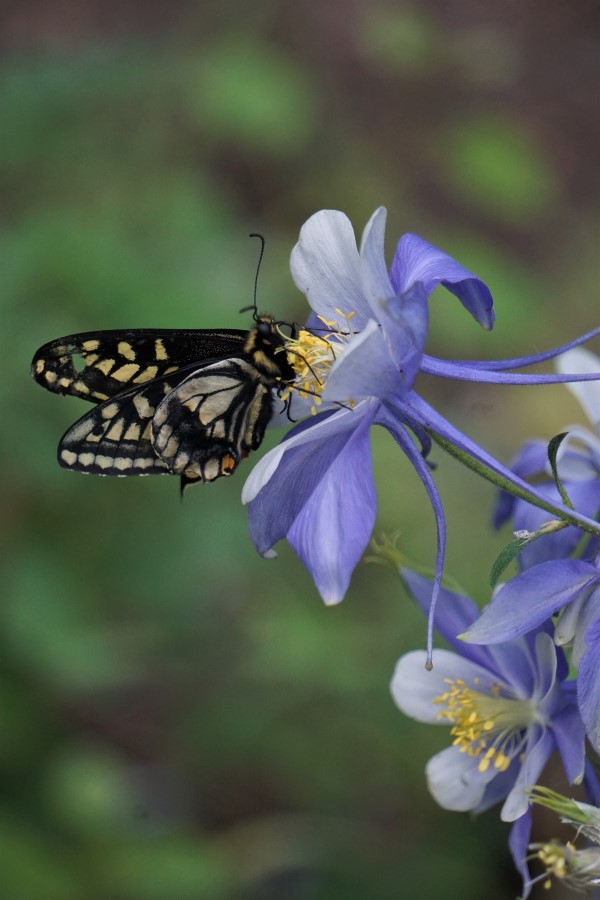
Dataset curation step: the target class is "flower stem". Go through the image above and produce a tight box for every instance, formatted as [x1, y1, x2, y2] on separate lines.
[426, 428, 600, 537]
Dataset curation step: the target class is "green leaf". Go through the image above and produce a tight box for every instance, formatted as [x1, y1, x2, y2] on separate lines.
[547, 432, 574, 509]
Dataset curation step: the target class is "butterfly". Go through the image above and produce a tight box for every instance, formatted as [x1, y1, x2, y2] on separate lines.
[31, 314, 297, 492]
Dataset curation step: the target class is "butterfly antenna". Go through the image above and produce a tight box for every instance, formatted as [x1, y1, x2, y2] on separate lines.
[239, 232, 266, 321]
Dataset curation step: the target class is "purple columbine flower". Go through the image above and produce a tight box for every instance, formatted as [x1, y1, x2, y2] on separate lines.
[494, 348, 600, 569]
[242, 208, 600, 662]
[462, 552, 600, 755]
[390, 570, 585, 898]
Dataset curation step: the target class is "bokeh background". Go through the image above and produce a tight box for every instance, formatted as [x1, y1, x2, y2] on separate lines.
[2, 2, 599, 898]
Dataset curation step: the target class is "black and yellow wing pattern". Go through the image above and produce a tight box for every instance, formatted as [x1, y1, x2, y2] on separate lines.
[31, 318, 296, 488]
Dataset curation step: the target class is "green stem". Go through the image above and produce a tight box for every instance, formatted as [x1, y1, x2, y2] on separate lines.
[426, 428, 600, 538]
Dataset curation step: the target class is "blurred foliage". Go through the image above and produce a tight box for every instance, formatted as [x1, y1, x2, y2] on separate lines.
[1, 1, 599, 898]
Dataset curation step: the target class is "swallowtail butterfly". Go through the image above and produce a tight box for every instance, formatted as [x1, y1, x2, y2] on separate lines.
[31, 315, 296, 492]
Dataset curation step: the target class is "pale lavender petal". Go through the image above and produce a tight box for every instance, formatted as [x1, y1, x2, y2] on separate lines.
[556, 348, 600, 432]
[501, 725, 553, 821]
[290, 210, 371, 328]
[321, 320, 406, 403]
[380, 283, 429, 389]
[462, 560, 600, 645]
[578, 617, 600, 753]
[509, 812, 533, 899]
[389, 233, 494, 330]
[426, 746, 493, 811]
[359, 206, 395, 321]
[390, 649, 495, 723]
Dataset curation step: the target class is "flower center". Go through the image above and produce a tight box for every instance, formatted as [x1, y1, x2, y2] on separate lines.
[282, 310, 356, 414]
[433, 677, 537, 773]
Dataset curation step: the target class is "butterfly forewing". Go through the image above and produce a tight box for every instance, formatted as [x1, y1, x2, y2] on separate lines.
[152, 359, 274, 482]
[32, 328, 247, 403]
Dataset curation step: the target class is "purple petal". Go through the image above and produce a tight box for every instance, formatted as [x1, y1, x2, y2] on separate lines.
[420, 355, 600, 386]
[509, 812, 533, 899]
[577, 617, 600, 753]
[378, 405, 446, 666]
[389, 233, 495, 330]
[430, 324, 600, 371]
[552, 697, 586, 784]
[404, 392, 600, 536]
[247, 403, 378, 604]
[511, 480, 600, 570]
[289, 210, 372, 329]
[493, 440, 548, 529]
[463, 560, 600, 645]
[400, 569, 495, 670]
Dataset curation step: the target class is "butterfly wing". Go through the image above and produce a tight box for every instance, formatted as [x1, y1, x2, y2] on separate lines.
[152, 358, 274, 483]
[57, 357, 275, 482]
[31, 328, 247, 403]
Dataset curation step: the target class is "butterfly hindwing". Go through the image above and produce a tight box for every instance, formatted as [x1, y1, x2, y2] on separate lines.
[32, 328, 248, 404]
[57, 364, 204, 476]
[152, 358, 274, 482]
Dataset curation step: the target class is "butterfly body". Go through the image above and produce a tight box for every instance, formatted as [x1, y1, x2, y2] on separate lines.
[32, 315, 296, 489]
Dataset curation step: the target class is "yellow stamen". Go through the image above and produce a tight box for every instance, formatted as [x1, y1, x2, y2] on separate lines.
[433, 677, 537, 773]
[281, 312, 356, 414]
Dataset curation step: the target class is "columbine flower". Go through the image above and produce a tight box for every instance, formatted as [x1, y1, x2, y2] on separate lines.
[495, 348, 600, 569]
[390, 570, 585, 897]
[462, 552, 600, 754]
[242, 208, 600, 661]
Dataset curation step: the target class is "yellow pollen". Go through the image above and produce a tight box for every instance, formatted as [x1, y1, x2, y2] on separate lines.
[433, 677, 535, 773]
[282, 311, 356, 414]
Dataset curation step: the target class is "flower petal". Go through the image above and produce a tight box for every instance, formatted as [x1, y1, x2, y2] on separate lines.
[290, 210, 371, 328]
[462, 560, 600, 645]
[552, 698, 586, 785]
[389, 233, 495, 330]
[556, 348, 600, 433]
[321, 319, 406, 403]
[390, 649, 496, 723]
[242, 405, 363, 505]
[426, 746, 493, 811]
[245, 399, 380, 604]
[493, 440, 548, 529]
[577, 617, 600, 754]
[285, 413, 377, 604]
[381, 284, 429, 389]
[359, 206, 395, 322]
[501, 725, 553, 821]
[509, 812, 533, 899]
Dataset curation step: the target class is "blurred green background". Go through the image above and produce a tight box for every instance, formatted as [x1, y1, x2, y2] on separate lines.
[2, 2, 599, 898]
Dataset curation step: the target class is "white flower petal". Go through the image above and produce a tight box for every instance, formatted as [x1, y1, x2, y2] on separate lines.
[426, 746, 491, 812]
[321, 319, 405, 403]
[390, 649, 498, 724]
[290, 210, 371, 326]
[359, 207, 395, 321]
[556, 349, 600, 433]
